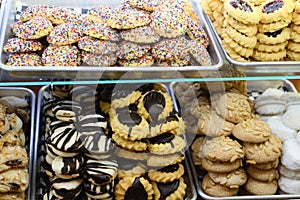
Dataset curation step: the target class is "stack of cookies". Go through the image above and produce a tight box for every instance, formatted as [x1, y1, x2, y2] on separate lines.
[288, 0, 300, 60]
[232, 118, 283, 195]
[254, 0, 294, 61]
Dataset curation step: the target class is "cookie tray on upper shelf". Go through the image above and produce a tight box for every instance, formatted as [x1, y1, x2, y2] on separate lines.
[169, 80, 300, 199]
[200, 8, 300, 75]
[0, 0, 224, 80]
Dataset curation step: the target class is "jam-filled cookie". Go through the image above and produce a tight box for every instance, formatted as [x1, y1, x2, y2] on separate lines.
[120, 25, 160, 44]
[256, 28, 291, 45]
[152, 177, 187, 200]
[114, 177, 154, 200]
[78, 36, 119, 55]
[3, 38, 43, 53]
[148, 163, 185, 183]
[260, 0, 294, 24]
[13, 17, 53, 39]
[42, 45, 81, 66]
[47, 23, 82, 46]
[6, 53, 42, 66]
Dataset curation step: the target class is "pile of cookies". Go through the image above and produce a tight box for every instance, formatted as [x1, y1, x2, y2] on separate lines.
[0, 96, 30, 199]
[3, 0, 212, 67]
[42, 83, 189, 199]
[201, 0, 300, 61]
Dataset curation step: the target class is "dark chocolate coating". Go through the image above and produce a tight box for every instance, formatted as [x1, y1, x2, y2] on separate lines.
[124, 177, 148, 200]
[157, 179, 180, 200]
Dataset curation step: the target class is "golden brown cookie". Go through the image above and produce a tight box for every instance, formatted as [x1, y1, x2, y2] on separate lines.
[87, 5, 113, 24]
[258, 15, 292, 33]
[200, 0, 215, 21]
[260, 0, 294, 24]
[248, 158, 279, 169]
[223, 16, 258, 37]
[208, 168, 247, 188]
[6, 53, 42, 66]
[191, 137, 204, 166]
[112, 133, 147, 151]
[221, 41, 250, 62]
[47, 23, 82, 46]
[246, 166, 279, 182]
[84, 23, 120, 42]
[244, 177, 278, 195]
[3, 38, 43, 53]
[256, 27, 291, 45]
[290, 30, 300, 42]
[255, 41, 288, 53]
[152, 177, 187, 200]
[252, 49, 286, 61]
[148, 163, 185, 183]
[224, 26, 257, 48]
[147, 153, 185, 167]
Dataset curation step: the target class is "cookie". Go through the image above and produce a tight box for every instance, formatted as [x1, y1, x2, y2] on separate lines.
[3, 38, 43, 53]
[0, 192, 25, 200]
[281, 138, 300, 170]
[84, 181, 114, 199]
[0, 145, 28, 173]
[279, 175, 300, 194]
[224, 0, 260, 25]
[214, 92, 252, 123]
[78, 36, 119, 55]
[189, 41, 212, 66]
[148, 163, 185, 183]
[244, 177, 278, 195]
[128, 0, 159, 11]
[255, 41, 288, 53]
[19, 5, 49, 21]
[256, 27, 291, 45]
[244, 134, 283, 164]
[147, 153, 185, 167]
[107, 9, 151, 29]
[84, 23, 120, 42]
[150, 5, 189, 38]
[266, 116, 296, 141]
[187, 17, 209, 47]
[260, 0, 294, 24]
[118, 54, 155, 67]
[81, 51, 117, 66]
[51, 155, 84, 179]
[223, 15, 257, 37]
[155, 54, 191, 66]
[118, 41, 151, 60]
[117, 159, 146, 179]
[120, 25, 160, 44]
[148, 114, 181, 138]
[246, 166, 279, 182]
[116, 148, 149, 161]
[287, 49, 300, 60]
[279, 165, 300, 179]
[221, 41, 249, 62]
[208, 168, 247, 188]
[112, 132, 147, 151]
[6, 53, 42, 66]
[42, 45, 81, 66]
[222, 33, 254, 58]
[258, 15, 292, 33]
[152, 177, 187, 200]
[51, 178, 82, 199]
[114, 177, 154, 200]
[47, 23, 82, 46]
[224, 26, 257, 48]
[13, 17, 53, 39]
[202, 174, 239, 197]
[87, 6, 113, 24]
[0, 168, 28, 193]
[252, 49, 286, 61]
[202, 136, 245, 163]
[200, 0, 215, 21]
[45, 6, 80, 25]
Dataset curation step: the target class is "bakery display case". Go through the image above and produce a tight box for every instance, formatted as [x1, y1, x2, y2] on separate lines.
[0, 0, 300, 199]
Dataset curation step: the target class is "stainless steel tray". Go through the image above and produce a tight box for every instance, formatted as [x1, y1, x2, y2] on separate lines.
[0, 87, 36, 200]
[200, 9, 300, 75]
[33, 83, 197, 200]
[170, 80, 300, 199]
[0, 0, 224, 80]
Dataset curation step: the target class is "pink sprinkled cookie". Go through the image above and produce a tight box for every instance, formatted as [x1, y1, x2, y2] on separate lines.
[120, 25, 160, 44]
[84, 23, 120, 42]
[189, 41, 212, 66]
[128, 0, 159, 11]
[107, 9, 151, 29]
[81, 51, 118, 66]
[87, 5, 113, 24]
[47, 23, 82, 46]
[13, 17, 53, 39]
[152, 36, 190, 60]
[42, 45, 81, 66]
[6, 53, 42, 66]
[187, 17, 210, 47]
[118, 54, 154, 66]
[45, 6, 80, 25]
[118, 41, 152, 60]
[19, 5, 49, 22]
[78, 36, 119, 55]
[3, 38, 43, 53]
[150, 5, 189, 38]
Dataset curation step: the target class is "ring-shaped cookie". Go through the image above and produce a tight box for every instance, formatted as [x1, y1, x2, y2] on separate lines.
[224, 26, 257, 48]
[221, 41, 250, 62]
[258, 15, 292, 32]
[224, 0, 260, 24]
[222, 33, 254, 58]
[114, 177, 154, 200]
[260, 0, 294, 23]
[148, 163, 184, 182]
[256, 27, 291, 44]
[112, 132, 148, 151]
[224, 16, 257, 36]
[152, 177, 187, 200]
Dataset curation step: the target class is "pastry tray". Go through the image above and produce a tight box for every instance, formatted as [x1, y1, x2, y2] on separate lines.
[0, 0, 223, 80]
[169, 80, 300, 199]
[32, 83, 197, 200]
[0, 87, 36, 200]
[200, 10, 300, 75]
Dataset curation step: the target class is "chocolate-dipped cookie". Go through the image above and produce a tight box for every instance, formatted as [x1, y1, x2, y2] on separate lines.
[51, 155, 85, 179]
[152, 177, 187, 200]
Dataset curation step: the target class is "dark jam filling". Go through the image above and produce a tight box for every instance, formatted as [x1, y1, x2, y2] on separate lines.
[262, 0, 284, 13]
[230, 0, 253, 12]
[125, 177, 148, 200]
[157, 179, 180, 200]
[143, 91, 166, 120]
[264, 29, 282, 37]
[149, 132, 175, 145]
[158, 163, 179, 173]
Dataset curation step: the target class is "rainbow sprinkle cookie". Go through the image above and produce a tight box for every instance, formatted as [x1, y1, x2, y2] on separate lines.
[120, 25, 160, 44]
[19, 5, 49, 22]
[42, 45, 81, 66]
[13, 17, 53, 39]
[118, 41, 152, 60]
[47, 23, 82, 46]
[6, 53, 42, 66]
[151, 4, 189, 38]
[85, 23, 120, 42]
[78, 36, 119, 55]
[187, 17, 210, 47]
[45, 6, 80, 25]
[118, 54, 154, 66]
[3, 38, 43, 53]
[87, 6, 113, 24]
[189, 41, 212, 66]
[155, 54, 191, 66]
[81, 51, 118, 66]
[128, 0, 159, 11]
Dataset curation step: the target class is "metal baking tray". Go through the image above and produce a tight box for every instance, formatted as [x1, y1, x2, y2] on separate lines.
[0, 0, 224, 80]
[169, 80, 300, 199]
[200, 9, 300, 75]
[0, 87, 36, 200]
[32, 83, 197, 200]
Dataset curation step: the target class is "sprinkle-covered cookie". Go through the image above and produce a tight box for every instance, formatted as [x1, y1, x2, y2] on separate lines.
[6, 53, 42, 66]
[189, 41, 212, 66]
[78, 36, 119, 55]
[45, 6, 80, 25]
[19, 5, 49, 21]
[120, 25, 160, 44]
[42, 45, 81, 66]
[85, 23, 120, 42]
[155, 54, 192, 67]
[81, 51, 117, 66]
[118, 41, 151, 60]
[47, 23, 82, 46]
[128, 0, 159, 11]
[13, 17, 53, 39]
[3, 38, 43, 53]
[187, 17, 209, 47]
[118, 54, 154, 67]
[87, 5, 114, 24]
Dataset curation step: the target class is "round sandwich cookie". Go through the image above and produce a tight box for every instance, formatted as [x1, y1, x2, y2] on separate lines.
[6, 53, 42, 66]
[120, 25, 160, 44]
[78, 36, 119, 55]
[114, 177, 154, 200]
[152, 177, 187, 200]
[87, 5, 114, 24]
[81, 51, 118, 67]
[256, 28, 291, 45]
[42, 45, 81, 66]
[260, 0, 294, 24]
[77, 114, 107, 132]
[84, 23, 120, 42]
[148, 163, 185, 183]
[3, 38, 43, 53]
[47, 23, 82, 46]
[13, 17, 53, 39]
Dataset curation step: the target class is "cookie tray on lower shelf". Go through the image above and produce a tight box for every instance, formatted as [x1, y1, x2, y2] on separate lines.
[169, 80, 300, 199]
[0, 87, 35, 199]
[32, 83, 197, 200]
